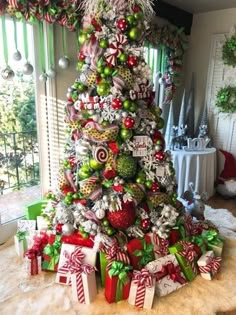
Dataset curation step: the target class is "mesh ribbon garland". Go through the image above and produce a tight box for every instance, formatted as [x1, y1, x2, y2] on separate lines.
[133, 269, 153, 308]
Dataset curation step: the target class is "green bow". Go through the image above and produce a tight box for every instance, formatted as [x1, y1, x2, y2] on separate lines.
[43, 236, 62, 271]
[108, 261, 132, 302]
[133, 239, 154, 268]
[191, 235, 206, 254]
[202, 230, 223, 246]
[16, 231, 27, 241]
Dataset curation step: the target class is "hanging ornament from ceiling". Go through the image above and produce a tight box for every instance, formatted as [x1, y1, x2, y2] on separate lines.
[38, 20, 47, 82]
[47, 23, 56, 79]
[22, 19, 34, 75]
[58, 27, 70, 69]
[1, 15, 14, 80]
[12, 18, 22, 61]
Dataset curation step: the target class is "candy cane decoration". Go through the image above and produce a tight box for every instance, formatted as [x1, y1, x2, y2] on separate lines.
[94, 146, 109, 163]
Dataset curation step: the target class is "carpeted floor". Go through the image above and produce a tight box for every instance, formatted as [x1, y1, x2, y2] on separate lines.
[1, 205, 236, 315]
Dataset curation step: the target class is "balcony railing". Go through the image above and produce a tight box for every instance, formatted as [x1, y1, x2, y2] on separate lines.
[0, 130, 40, 194]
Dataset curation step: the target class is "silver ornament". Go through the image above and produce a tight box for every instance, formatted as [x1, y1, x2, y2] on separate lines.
[22, 62, 34, 75]
[39, 73, 48, 81]
[158, 77, 166, 85]
[1, 67, 15, 80]
[62, 223, 75, 235]
[13, 50, 22, 61]
[58, 56, 70, 69]
[47, 68, 56, 78]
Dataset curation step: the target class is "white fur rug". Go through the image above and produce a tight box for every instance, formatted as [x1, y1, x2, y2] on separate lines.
[1, 206, 236, 315]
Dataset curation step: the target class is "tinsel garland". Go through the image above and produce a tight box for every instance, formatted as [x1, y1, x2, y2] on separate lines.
[215, 85, 236, 113]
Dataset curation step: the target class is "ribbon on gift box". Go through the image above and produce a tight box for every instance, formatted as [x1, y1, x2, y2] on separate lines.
[43, 235, 62, 271]
[154, 262, 187, 285]
[191, 235, 207, 254]
[32, 231, 49, 255]
[133, 239, 154, 268]
[24, 248, 39, 275]
[184, 214, 201, 236]
[16, 231, 28, 252]
[103, 244, 130, 270]
[202, 230, 223, 246]
[153, 233, 169, 256]
[179, 241, 198, 274]
[198, 256, 222, 274]
[106, 34, 128, 66]
[133, 269, 153, 308]
[108, 261, 132, 302]
[58, 247, 85, 276]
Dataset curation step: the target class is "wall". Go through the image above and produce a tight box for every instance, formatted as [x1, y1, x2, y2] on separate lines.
[185, 8, 236, 126]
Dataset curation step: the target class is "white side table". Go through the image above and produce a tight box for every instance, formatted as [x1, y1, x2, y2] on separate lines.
[171, 148, 217, 197]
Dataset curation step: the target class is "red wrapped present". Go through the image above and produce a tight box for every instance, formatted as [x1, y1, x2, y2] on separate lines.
[24, 249, 42, 276]
[169, 227, 181, 245]
[127, 235, 154, 270]
[42, 234, 62, 272]
[105, 261, 132, 303]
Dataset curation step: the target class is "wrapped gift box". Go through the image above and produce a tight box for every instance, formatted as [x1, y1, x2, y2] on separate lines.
[42, 234, 62, 272]
[105, 261, 132, 303]
[14, 219, 36, 257]
[24, 249, 42, 276]
[145, 254, 187, 296]
[128, 269, 156, 309]
[197, 250, 222, 280]
[100, 244, 130, 287]
[62, 231, 95, 248]
[56, 243, 97, 285]
[202, 230, 224, 257]
[147, 232, 169, 259]
[127, 235, 154, 270]
[25, 200, 48, 220]
[37, 216, 50, 231]
[169, 241, 199, 282]
[71, 268, 97, 304]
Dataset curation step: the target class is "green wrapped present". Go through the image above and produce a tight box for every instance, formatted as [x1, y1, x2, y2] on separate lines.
[25, 200, 48, 220]
[169, 241, 199, 281]
[202, 230, 224, 257]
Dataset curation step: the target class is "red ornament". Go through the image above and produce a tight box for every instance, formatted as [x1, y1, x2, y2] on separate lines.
[141, 218, 150, 230]
[151, 182, 159, 192]
[56, 223, 63, 234]
[78, 52, 86, 61]
[61, 184, 75, 195]
[107, 201, 136, 229]
[123, 117, 135, 129]
[68, 156, 77, 167]
[112, 98, 122, 109]
[155, 151, 165, 161]
[127, 55, 138, 67]
[133, 5, 142, 12]
[116, 18, 128, 31]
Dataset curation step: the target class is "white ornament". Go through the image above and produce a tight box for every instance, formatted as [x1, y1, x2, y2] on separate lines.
[22, 62, 34, 75]
[13, 50, 22, 61]
[62, 223, 75, 235]
[58, 56, 70, 69]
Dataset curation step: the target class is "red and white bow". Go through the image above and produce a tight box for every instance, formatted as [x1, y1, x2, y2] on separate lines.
[199, 256, 222, 274]
[106, 34, 128, 66]
[133, 269, 153, 288]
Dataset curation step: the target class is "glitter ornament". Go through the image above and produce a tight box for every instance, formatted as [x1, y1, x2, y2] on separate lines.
[1, 67, 14, 80]
[107, 200, 136, 229]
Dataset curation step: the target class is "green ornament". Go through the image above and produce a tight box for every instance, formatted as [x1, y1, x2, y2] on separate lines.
[134, 12, 144, 21]
[103, 66, 113, 76]
[77, 60, 85, 72]
[102, 219, 109, 227]
[120, 128, 133, 140]
[97, 65, 104, 73]
[99, 38, 109, 49]
[126, 15, 135, 25]
[145, 180, 153, 189]
[116, 154, 137, 179]
[78, 32, 88, 45]
[123, 99, 132, 110]
[89, 158, 104, 170]
[119, 53, 128, 63]
[128, 102, 137, 113]
[107, 227, 114, 236]
[78, 165, 92, 179]
[156, 117, 165, 129]
[77, 82, 87, 92]
[97, 82, 110, 96]
[128, 27, 139, 41]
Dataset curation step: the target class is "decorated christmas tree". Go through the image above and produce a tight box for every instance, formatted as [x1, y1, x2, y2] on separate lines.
[43, 0, 182, 241]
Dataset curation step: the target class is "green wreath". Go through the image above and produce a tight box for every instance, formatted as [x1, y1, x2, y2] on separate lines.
[215, 86, 236, 113]
[222, 36, 236, 67]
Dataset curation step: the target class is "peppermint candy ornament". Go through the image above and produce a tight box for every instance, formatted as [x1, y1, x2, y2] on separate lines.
[94, 146, 109, 163]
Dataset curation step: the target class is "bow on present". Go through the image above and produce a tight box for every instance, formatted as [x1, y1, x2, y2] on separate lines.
[24, 248, 40, 275]
[191, 235, 207, 254]
[184, 214, 201, 236]
[202, 229, 223, 246]
[179, 241, 198, 274]
[133, 239, 154, 268]
[133, 269, 153, 308]
[32, 231, 49, 256]
[106, 34, 128, 66]
[155, 262, 187, 285]
[59, 247, 85, 275]
[108, 261, 132, 302]
[43, 235, 62, 271]
[198, 256, 222, 274]
[104, 244, 130, 270]
[153, 233, 169, 256]
[16, 230, 27, 241]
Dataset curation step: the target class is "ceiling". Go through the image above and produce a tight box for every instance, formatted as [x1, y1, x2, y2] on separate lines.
[163, 0, 236, 13]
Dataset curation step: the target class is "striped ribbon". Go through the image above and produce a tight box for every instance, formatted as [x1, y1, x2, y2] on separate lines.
[58, 247, 85, 275]
[184, 214, 201, 236]
[133, 269, 153, 308]
[153, 233, 169, 257]
[198, 256, 222, 274]
[104, 245, 130, 270]
[179, 241, 198, 274]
